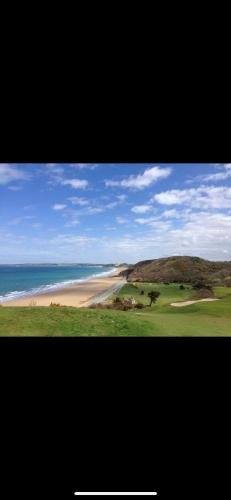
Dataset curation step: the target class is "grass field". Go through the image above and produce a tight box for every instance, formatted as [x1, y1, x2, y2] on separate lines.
[1, 282, 231, 336]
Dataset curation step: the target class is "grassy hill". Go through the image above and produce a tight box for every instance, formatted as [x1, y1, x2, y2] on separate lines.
[1, 282, 231, 336]
[120, 256, 231, 286]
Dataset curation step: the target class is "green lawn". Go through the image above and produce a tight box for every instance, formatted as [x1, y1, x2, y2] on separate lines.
[1, 282, 231, 336]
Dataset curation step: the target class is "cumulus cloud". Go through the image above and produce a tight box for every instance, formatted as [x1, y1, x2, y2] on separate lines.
[202, 164, 231, 181]
[131, 205, 152, 214]
[45, 166, 89, 190]
[68, 197, 89, 206]
[106, 202, 118, 209]
[52, 204, 67, 211]
[70, 163, 98, 170]
[105, 166, 172, 190]
[64, 220, 80, 227]
[117, 194, 127, 202]
[190, 164, 231, 183]
[101, 211, 231, 261]
[46, 165, 64, 176]
[0, 164, 31, 186]
[61, 179, 88, 189]
[8, 215, 36, 225]
[116, 217, 129, 224]
[135, 216, 160, 225]
[153, 185, 231, 209]
[86, 207, 104, 214]
[203, 171, 231, 181]
[2, 209, 231, 262]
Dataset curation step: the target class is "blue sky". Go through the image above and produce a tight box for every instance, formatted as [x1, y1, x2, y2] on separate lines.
[1, 163, 231, 263]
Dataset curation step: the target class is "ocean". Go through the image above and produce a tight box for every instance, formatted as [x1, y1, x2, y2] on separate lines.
[0, 264, 116, 303]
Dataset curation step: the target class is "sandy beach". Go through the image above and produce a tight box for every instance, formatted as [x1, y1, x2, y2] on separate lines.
[2, 268, 127, 308]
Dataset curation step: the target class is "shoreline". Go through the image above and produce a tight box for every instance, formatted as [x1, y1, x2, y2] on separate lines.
[2, 268, 127, 308]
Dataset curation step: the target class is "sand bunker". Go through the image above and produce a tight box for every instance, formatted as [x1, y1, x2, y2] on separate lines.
[170, 298, 219, 307]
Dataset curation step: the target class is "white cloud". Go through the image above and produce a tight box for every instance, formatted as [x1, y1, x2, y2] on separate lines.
[191, 164, 231, 183]
[70, 163, 98, 170]
[131, 204, 152, 214]
[202, 167, 231, 182]
[116, 217, 128, 224]
[154, 185, 231, 209]
[2, 208, 231, 263]
[117, 194, 127, 202]
[8, 215, 36, 225]
[52, 204, 67, 211]
[161, 209, 179, 218]
[64, 220, 80, 227]
[135, 216, 160, 225]
[68, 197, 89, 206]
[46, 165, 64, 175]
[45, 166, 89, 190]
[61, 179, 88, 189]
[0, 164, 30, 186]
[105, 166, 172, 190]
[86, 207, 104, 214]
[105, 180, 120, 187]
[106, 202, 118, 209]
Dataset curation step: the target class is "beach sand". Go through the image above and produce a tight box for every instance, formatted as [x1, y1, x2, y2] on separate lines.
[2, 269, 127, 308]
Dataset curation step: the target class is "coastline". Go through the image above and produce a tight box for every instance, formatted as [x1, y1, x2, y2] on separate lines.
[2, 268, 127, 308]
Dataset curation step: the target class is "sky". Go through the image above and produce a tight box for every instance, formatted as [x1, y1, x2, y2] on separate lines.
[0, 163, 231, 263]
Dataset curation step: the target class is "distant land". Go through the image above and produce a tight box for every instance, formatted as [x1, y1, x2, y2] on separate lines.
[0, 263, 129, 267]
[119, 256, 231, 286]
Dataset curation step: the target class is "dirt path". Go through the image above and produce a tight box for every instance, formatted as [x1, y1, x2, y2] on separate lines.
[170, 298, 219, 307]
[82, 279, 127, 307]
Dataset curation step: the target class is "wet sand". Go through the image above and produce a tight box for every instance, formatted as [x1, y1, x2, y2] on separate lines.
[3, 269, 127, 308]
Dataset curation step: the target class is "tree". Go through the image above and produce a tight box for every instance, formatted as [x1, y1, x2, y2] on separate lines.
[147, 290, 160, 306]
[192, 279, 212, 291]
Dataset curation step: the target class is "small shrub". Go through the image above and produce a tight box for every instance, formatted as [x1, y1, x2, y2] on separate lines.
[135, 302, 145, 309]
[49, 302, 61, 307]
[140, 290, 144, 295]
[192, 280, 212, 291]
[192, 289, 215, 299]
[122, 304, 130, 311]
[123, 296, 137, 307]
[164, 282, 169, 285]
[113, 297, 121, 303]
[179, 285, 185, 290]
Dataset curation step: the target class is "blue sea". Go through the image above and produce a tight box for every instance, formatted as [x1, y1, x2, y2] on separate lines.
[0, 264, 116, 303]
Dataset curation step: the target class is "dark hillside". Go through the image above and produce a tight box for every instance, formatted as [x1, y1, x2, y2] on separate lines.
[119, 256, 231, 285]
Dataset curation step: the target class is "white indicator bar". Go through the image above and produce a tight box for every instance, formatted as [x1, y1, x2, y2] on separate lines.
[74, 493, 157, 496]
